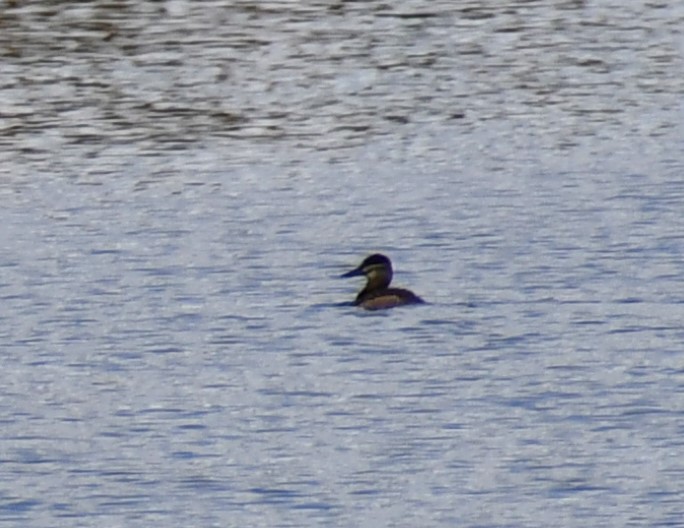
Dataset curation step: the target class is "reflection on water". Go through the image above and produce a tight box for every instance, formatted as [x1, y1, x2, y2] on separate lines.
[2, 0, 682, 172]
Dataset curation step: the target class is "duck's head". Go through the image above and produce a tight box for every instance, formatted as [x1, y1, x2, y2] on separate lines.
[341, 253, 393, 288]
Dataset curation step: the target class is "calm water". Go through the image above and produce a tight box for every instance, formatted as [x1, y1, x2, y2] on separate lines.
[2, 1, 684, 526]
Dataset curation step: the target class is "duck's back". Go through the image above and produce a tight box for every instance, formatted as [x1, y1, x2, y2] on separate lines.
[357, 288, 425, 310]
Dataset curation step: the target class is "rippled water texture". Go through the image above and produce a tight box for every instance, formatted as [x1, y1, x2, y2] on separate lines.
[2, 1, 684, 526]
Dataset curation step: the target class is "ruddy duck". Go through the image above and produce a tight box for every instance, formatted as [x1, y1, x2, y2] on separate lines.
[341, 253, 424, 310]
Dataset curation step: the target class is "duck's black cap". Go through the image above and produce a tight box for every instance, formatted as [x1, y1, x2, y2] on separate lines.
[340, 253, 391, 278]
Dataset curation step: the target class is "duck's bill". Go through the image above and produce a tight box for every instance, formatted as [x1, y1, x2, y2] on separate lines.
[340, 267, 363, 278]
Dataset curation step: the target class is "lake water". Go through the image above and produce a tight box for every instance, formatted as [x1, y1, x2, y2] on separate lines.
[2, 1, 684, 526]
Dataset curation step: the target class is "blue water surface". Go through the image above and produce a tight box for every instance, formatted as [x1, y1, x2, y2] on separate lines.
[2, 1, 684, 527]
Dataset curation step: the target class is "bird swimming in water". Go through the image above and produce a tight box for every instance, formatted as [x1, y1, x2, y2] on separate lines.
[341, 253, 425, 310]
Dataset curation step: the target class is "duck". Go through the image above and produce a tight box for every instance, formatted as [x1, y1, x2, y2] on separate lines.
[341, 253, 425, 310]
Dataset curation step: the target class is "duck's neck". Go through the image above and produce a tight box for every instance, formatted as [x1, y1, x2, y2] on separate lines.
[357, 268, 392, 300]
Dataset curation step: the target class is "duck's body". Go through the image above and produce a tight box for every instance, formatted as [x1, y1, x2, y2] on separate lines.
[341, 254, 424, 310]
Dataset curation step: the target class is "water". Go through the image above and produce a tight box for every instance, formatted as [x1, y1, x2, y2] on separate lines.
[2, 1, 684, 526]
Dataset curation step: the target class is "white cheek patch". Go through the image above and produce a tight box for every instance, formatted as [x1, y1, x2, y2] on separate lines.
[364, 264, 385, 275]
